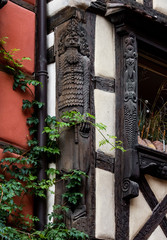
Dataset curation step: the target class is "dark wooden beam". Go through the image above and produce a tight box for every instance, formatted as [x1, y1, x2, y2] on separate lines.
[88, 0, 106, 16]
[115, 29, 130, 240]
[96, 150, 115, 173]
[94, 76, 115, 93]
[133, 195, 167, 240]
[47, 7, 85, 34]
[139, 175, 167, 237]
[47, 46, 54, 64]
[10, 0, 35, 12]
[0, 141, 25, 152]
[107, 0, 167, 26]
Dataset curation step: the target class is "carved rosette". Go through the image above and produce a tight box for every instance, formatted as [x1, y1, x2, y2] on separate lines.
[124, 33, 138, 149]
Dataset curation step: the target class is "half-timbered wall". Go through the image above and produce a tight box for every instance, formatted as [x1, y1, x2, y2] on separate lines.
[46, 1, 116, 238]
[1, 0, 167, 238]
[46, 0, 167, 239]
[94, 15, 116, 239]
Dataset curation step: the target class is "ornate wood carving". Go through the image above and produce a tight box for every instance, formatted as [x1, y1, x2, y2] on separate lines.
[122, 33, 139, 200]
[89, 0, 106, 15]
[95, 150, 115, 172]
[138, 146, 167, 180]
[94, 76, 115, 93]
[55, 12, 96, 237]
[124, 33, 138, 149]
[115, 29, 130, 240]
[108, 2, 167, 239]
[57, 18, 90, 117]
[134, 195, 167, 240]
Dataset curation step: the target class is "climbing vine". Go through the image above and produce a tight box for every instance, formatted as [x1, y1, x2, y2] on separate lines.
[0, 38, 125, 239]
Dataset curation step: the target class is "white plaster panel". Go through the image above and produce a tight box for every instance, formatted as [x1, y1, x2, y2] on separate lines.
[47, 0, 96, 17]
[95, 168, 115, 239]
[95, 15, 115, 79]
[148, 226, 167, 240]
[69, 0, 95, 9]
[136, 0, 143, 4]
[47, 163, 56, 223]
[145, 175, 167, 203]
[47, 0, 68, 17]
[153, 0, 167, 15]
[47, 63, 56, 117]
[94, 89, 115, 156]
[130, 190, 152, 240]
[47, 32, 54, 49]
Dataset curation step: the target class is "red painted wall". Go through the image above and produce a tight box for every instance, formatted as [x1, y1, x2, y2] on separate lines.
[0, 0, 35, 223]
[0, 1, 35, 148]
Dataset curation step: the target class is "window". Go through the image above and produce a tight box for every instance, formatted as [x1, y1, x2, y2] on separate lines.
[138, 42, 167, 152]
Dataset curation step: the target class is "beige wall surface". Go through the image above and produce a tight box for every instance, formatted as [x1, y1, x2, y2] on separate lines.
[153, 0, 167, 15]
[136, 0, 143, 3]
[47, 0, 96, 16]
[130, 191, 152, 239]
[148, 226, 167, 240]
[94, 89, 115, 156]
[96, 168, 115, 239]
[145, 175, 167, 203]
[95, 15, 115, 79]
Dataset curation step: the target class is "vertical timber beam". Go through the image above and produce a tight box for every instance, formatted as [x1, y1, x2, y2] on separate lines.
[122, 32, 139, 200]
[115, 27, 129, 240]
[115, 25, 140, 240]
[54, 9, 96, 237]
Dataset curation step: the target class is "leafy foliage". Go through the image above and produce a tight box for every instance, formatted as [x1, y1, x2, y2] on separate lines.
[0, 38, 124, 239]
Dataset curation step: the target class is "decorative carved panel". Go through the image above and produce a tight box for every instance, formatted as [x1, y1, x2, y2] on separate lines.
[107, 3, 167, 239]
[55, 12, 96, 237]
[124, 33, 138, 149]
[57, 18, 90, 117]
[122, 33, 139, 200]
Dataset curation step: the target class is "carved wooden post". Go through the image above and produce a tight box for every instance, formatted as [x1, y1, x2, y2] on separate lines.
[122, 32, 139, 199]
[54, 13, 96, 237]
[115, 29, 140, 240]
